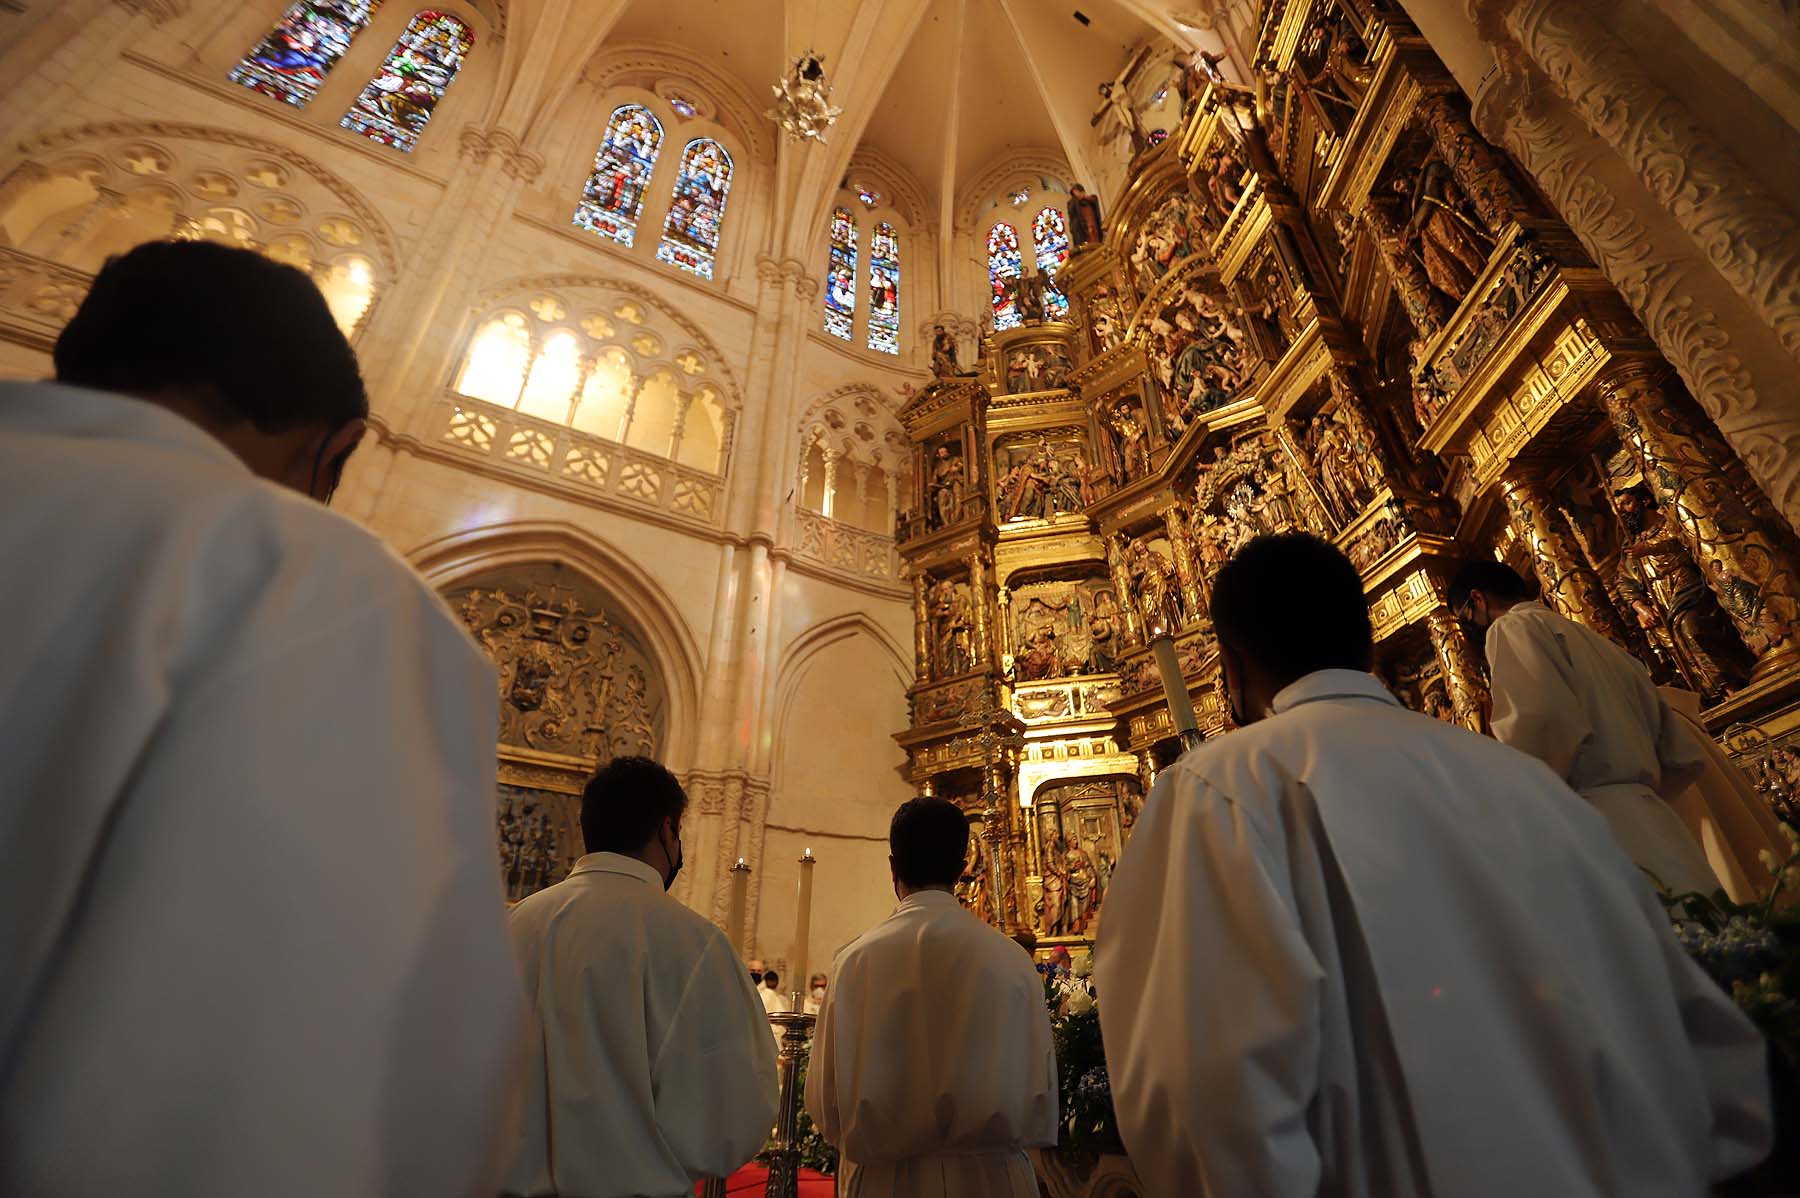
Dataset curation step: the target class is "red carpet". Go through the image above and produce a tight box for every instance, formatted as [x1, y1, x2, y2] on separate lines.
[696, 1164, 833, 1195]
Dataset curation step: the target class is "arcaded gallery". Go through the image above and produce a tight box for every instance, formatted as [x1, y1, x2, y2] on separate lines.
[3, 0, 1799, 1194]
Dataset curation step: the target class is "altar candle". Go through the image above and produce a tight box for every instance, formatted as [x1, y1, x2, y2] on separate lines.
[727, 858, 750, 956]
[1150, 632, 1201, 738]
[790, 847, 815, 1002]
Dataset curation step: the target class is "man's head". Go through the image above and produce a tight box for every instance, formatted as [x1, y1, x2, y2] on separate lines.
[1615, 485, 1652, 532]
[54, 240, 368, 503]
[762, 969, 780, 992]
[1447, 559, 1536, 630]
[1071, 184, 1088, 198]
[579, 755, 686, 890]
[809, 972, 828, 1000]
[1210, 532, 1373, 724]
[748, 957, 766, 984]
[889, 796, 969, 900]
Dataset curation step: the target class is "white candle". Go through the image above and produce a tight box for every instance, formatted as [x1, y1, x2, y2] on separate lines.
[726, 858, 750, 956]
[1150, 634, 1200, 736]
[791, 848, 815, 1002]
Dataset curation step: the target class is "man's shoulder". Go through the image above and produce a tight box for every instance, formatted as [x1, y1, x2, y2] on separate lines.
[517, 871, 731, 954]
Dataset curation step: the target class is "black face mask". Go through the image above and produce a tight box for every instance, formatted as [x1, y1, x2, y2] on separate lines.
[659, 824, 683, 892]
[750, 971, 764, 984]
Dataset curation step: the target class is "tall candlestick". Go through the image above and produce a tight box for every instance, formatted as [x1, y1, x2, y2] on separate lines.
[726, 858, 751, 956]
[1149, 631, 1203, 753]
[790, 847, 815, 1008]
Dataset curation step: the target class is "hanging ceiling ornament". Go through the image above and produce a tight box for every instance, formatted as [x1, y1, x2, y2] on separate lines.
[767, 51, 844, 144]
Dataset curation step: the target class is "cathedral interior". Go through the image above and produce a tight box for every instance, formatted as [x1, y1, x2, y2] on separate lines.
[3, 0, 1799, 970]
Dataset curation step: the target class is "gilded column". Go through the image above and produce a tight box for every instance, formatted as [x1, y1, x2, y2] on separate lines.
[995, 585, 1014, 667]
[1597, 363, 1800, 669]
[910, 572, 930, 683]
[1108, 534, 1143, 646]
[1499, 471, 1633, 645]
[1162, 507, 1204, 622]
[1412, 91, 1531, 234]
[1426, 605, 1491, 733]
[1361, 198, 1452, 339]
[968, 550, 992, 672]
[1326, 366, 1400, 499]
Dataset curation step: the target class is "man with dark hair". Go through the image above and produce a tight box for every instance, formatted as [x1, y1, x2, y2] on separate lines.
[1449, 558, 1724, 895]
[1097, 533, 1769, 1197]
[0, 240, 522, 1194]
[504, 756, 776, 1198]
[807, 797, 1056, 1197]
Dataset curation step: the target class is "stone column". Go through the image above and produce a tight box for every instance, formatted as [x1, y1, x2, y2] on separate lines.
[910, 572, 930, 683]
[1412, 91, 1531, 234]
[968, 550, 992, 671]
[1162, 507, 1204, 623]
[1499, 470, 1633, 645]
[1426, 605, 1492, 733]
[1596, 362, 1800, 669]
[1498, 0, 1800, 370]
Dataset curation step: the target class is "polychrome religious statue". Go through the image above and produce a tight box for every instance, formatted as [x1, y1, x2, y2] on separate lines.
[927, 443, 966, 528]
[1397, 158, 1490, 306]
[1068, 183, 1104, 249]
[1612, 485, 1754, 700]
[930, 324, 962, 379]
[1107, 400, 1151, 482]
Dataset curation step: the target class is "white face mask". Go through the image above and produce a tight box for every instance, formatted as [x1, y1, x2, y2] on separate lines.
[812, 986, 826, 1001]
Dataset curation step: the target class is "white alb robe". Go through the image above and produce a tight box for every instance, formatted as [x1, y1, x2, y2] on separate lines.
[0, 381, 524, 1195]
[1486, 601, 1719, 894]
[502, 852, 779, 1198]
[1096, 669, 1770, 1198]
[805, 890, 1058, 1198]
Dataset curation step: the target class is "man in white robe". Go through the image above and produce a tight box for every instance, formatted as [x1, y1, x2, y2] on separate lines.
[503, 756, 778, 1197]
[807, 797, 1058, 1198]
[1451, 559, 1719, 895]
[0, 240, 524, 1195]
[1097, 533, 1770, 1197]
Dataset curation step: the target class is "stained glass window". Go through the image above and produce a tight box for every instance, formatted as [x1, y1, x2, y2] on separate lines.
[823, 206, 857, 341]
[987, 222, 1023, 331]
[855, 187, 880, 208]
[1010, 189, 1030, 206]
[573, 105, 664, 248]
[655, 138, 733, 279]
[339, 10, 473, 151]
[867, 222, 900, 355]
[230, 0, 380, 108]
[1032, 207, 1072, 320]
[668, 94, 698, 118]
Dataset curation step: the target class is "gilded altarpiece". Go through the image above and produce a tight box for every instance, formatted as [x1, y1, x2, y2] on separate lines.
[894, 0, 1800, 960]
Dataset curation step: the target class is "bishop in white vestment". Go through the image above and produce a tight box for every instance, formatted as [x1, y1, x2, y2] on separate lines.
[1098, 535, 1770, 1198]
[1, 240, 523, 1196]
[1453, 563, 1721, 895]
[806, 798, 1058, 1198]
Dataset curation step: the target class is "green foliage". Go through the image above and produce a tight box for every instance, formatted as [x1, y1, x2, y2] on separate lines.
[1042, 970, 1123, 1155]
[1660, 824, 1800, 1068]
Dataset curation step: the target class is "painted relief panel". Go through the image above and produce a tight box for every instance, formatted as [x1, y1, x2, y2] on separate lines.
[993, 428, 1098, 523]
[1034, 777, 1138, 940]
[1009, 572, 1124, 682]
